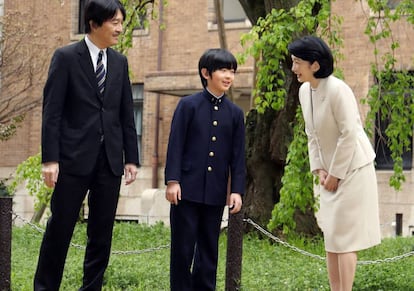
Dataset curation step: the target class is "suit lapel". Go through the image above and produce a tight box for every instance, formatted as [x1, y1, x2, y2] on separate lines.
[77, 40, 103, 103]
[103, 48, 120, 100]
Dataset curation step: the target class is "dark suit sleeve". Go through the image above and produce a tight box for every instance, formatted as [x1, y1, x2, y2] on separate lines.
[119, 56, 140, 166]
[164, 99, 191, 184]
[41, 49, 68, 163]
[230, 108, 246, 195]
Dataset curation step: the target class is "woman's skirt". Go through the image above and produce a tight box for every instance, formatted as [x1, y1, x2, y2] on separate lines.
[315, 162, 381, 253]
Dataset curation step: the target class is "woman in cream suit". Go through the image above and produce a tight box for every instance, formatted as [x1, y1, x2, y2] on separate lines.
[288, 36, 381, 291]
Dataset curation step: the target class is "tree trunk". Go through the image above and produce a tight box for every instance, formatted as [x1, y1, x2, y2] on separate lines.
[244, 108, 281, 227]
[31, 202, 47, 224]
[240, 0, 321, 236]
[0, 196, 12, 290]
[244, 67, 301, 227]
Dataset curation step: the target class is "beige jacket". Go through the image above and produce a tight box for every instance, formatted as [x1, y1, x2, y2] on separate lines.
[299, 75, 375, 180]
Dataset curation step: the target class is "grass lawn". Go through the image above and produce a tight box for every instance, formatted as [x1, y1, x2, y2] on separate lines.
[10, 221, 414, 290]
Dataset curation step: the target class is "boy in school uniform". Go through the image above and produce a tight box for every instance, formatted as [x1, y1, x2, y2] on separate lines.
[165, 48, 246, 291]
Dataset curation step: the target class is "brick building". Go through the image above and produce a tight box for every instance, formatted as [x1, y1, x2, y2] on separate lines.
[1, 0, 413, 237]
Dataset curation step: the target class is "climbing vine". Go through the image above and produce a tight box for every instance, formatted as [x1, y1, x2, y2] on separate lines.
[116, 0, 160, 54]
[240, 0, 343, 234]
[240, 0, 338, 113]
[362, 0, 414, 190]
[0, 115, 24, 141]
[268, 107, 315, 233]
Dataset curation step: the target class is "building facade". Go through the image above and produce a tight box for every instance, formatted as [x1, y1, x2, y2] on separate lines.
[1, 0, 413, 237]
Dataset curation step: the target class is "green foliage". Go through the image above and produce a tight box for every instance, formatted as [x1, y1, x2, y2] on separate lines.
[0, 115, 24, 141]
[240, 0, 341, 234]
[115, 0, 165, 54]
[8, 152, 52, 211]
[240, 0, 333, 113]
[11, 222, 414, 290]
[268, 107, 315, 234]
[363, 0, 414, 190]
[116, 0, 151, 54]
[0, 178, 12, 196]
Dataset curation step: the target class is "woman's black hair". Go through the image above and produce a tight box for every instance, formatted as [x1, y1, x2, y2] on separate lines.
[198, 48, 238, 88]
[84, 0, 126, 34]
[288, 36, 334, 78]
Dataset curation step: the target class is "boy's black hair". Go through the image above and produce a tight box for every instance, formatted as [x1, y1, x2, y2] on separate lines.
[84, 0, 126, 34]
[198, 48, 238, 88]
[288, 35, 334, 78]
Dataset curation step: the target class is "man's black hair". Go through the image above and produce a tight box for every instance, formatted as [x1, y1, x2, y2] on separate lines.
[198, 48, 238, 88]
[84, 0, 126, 34]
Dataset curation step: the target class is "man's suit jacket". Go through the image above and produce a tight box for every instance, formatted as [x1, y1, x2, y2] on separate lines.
[41, 40, 139, 176]
[299, 75, 375, 180]
[164, 90, 246, 206]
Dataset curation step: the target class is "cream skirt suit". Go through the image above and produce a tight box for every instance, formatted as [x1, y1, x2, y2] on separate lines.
[299, 75, 381, 253]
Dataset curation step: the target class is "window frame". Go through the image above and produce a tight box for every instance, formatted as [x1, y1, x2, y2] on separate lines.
[207, 0, 251, 31]
[132, 84, 144, 162]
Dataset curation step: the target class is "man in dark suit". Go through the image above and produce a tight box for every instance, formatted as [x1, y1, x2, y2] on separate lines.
[165, 48, 246, 291]
[34, 0, 139, 290]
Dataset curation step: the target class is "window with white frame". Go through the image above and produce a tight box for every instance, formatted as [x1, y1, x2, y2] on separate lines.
[132, 84, 144, 162]
[222, 0, 247, 23]
[208, 0, 250, 29]
[387, 0, 401, 9]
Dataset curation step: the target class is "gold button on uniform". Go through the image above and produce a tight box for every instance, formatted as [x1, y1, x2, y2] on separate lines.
[209, 151, 215, 157]
[211, 136, 217, 142]
[213, 121, 218, 126]
[207, 166, 213, 172]
[214, 106, 219, 111]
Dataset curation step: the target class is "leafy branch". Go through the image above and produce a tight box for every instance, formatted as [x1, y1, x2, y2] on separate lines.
[240, 0, 341, 234]
[362, 0, 414, 190]
[8, 152, 53, 222]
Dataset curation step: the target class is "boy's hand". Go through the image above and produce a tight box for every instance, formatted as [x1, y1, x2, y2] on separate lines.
[228, 193, 242, 214]
[165, 181, 181, 205]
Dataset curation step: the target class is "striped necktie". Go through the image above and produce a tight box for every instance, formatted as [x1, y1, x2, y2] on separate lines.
[96, 50, 105, 94]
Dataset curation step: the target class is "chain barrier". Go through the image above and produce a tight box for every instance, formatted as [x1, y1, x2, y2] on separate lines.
[244, 218, 326, 261]
[11, 211, 414, 264]
[244, 218, 414, 265]
[12, 211, 170, 255]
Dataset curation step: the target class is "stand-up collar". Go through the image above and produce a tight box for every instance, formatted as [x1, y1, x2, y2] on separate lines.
[203, 88, 225, 105]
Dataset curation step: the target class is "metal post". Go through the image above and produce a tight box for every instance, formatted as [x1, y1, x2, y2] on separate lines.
[0, 196, 12, 290]
[396, 213, 403, 236]
[225, 211, 243, 291]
